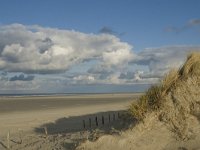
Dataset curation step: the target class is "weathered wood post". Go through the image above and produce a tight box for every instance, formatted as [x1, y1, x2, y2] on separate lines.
[18, 129, 23, 144]
[95, 116, 98, 126]
[113, 114, 115, 121]
[102, 116, 104, 125]
[89, 118, 92, 128]
[44, 126, 48, 136]
[118, 112, 120, 118]
[7, 131, 10, 149]
[109, 114, 111, 123]
[83, 120, 86, 129]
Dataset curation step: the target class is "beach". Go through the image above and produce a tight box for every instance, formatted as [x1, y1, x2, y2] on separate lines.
[0, 93, 141, 114]
[0, 93, 141, 149]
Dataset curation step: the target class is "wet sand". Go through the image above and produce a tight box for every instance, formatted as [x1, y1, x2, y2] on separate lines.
[0, 93, 141, 113]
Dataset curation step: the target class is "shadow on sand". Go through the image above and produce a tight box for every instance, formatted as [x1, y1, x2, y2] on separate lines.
[34, 110, 135, 135]
[34, 110, 136, 150]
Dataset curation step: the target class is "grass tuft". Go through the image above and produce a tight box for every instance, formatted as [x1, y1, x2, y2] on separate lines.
[128, 52, 200, 134]
[179, 52, 200, 78]
[128, 85, 162, 120]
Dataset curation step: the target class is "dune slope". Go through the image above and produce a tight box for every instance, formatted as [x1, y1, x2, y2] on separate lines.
[77, 52, 200, 150]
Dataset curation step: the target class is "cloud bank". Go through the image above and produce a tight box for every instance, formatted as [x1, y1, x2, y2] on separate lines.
[0, 24, 133, 74]
[9, 74, 34, 81]
[0, 24, 200, 92]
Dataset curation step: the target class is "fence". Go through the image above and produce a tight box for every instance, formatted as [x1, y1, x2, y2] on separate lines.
[82, 112, 121, 129]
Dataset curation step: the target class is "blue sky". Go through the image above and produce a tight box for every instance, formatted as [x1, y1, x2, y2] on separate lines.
[1, 0, 199, 50]
[0, 0, 200, 93]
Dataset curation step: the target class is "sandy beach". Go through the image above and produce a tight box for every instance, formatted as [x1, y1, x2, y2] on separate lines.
[0, 93, 142, 114]
[0, 93, 141, 149]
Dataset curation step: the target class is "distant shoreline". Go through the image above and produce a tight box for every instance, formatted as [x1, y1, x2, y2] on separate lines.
[0, 92, 144, 98]
[0, 93, 142, 113]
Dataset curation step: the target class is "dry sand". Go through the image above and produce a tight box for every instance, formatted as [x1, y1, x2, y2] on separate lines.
[77, 113, 200, 150]
[0, 93, 141, 150]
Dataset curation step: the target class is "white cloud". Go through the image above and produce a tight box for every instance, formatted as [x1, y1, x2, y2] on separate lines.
[73, 75, 95, 84]
[0, 80, 39, 91]
[102, 48, 134, 67]
[0, 24, 200, 93]
[0, 24, 133, 74]
[134, 45, 200, 77]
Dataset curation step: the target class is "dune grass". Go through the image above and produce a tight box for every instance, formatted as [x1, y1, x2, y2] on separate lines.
[128, 52, 200, 122]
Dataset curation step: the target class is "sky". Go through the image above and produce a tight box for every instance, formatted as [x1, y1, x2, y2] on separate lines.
[0, 0, 200, 94]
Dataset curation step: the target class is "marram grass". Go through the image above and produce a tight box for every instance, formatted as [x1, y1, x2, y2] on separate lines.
[128, 52, 200, 121]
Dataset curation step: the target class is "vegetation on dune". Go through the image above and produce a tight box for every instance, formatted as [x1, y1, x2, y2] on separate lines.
[129, 85, 162, 121]
[128, 69, 179, 121]
[128, 68, 180, 121]
[128, 52, 200, 139]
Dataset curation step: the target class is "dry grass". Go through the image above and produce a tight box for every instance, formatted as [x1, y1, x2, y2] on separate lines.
[180, 52, 200, 78]
[128, 69, 180, 121]
[161, 69, 179, 94]
[128, 85, 162, 120]
[128, 52, 200, 139]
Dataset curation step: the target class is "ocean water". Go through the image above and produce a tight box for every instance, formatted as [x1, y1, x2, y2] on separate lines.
[0, 84, 151, 97]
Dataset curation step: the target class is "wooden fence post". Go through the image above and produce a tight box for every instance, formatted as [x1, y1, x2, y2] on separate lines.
[44, 127, 48, 136]
[95, 116, 98, 126]
[83, 120, 86, 129]
[18, 129, 23, 144]
[113, 114, 115, 121]
[89, 118, 92, 128]
[7, 131, 10, 149]
[102, 116, 104, 125]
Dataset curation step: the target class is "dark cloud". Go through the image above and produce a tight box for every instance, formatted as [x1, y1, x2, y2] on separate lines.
[99, 26, 116, 35]
[9, 74, 35, 81]
[99, 26, 125, 36]
[140, 72, 163, 79]
[188, 19, 200, 26]
[1, 71, 7, 76]
[119, 72, 134, 79]
[88, 66, 112, 74]
[165, 18, 200, 33]
[87, 65, 114, 80]
[38, 37, 53, 54]
[0, 72, 8, 81]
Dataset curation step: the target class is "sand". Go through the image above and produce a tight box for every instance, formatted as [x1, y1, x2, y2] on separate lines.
[0, 93, 141, 150]
[1, 92, 200, 150]
[77, 53, 200, 150]
[77, 113, 200, 150]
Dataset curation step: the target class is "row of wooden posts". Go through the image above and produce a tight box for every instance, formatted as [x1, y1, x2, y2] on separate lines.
[4, 112, 121, 149]
[82, 112, 120, 129]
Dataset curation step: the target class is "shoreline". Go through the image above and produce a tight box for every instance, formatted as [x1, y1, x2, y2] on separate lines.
[0, 93, 142, 114]
[0, 92, 143, 98]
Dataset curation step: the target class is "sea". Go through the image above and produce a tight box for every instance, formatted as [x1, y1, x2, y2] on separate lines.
[0, 84, 151, 97]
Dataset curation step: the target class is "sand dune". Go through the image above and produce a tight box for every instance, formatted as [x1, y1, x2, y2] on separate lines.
[77, 52, 200, 150]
